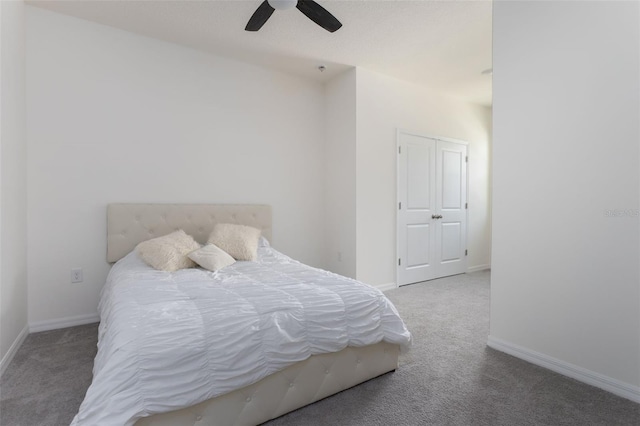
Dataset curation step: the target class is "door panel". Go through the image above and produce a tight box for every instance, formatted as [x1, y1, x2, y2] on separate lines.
[436, 141, 467, 277]
[407, 144, 431, 209]
[441, 150, 462, 209]
[441, 222, 462, 262]
[407, 224, 430, 267]
[397, 132, 436, 285]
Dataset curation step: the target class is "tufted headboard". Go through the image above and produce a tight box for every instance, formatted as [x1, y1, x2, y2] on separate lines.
[107, 203, 272, 263]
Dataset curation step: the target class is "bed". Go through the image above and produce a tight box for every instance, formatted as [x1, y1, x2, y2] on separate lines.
[72, 203, 411, 426]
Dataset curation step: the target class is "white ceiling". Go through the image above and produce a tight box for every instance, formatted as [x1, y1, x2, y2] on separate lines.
[28, 0, 493, 106]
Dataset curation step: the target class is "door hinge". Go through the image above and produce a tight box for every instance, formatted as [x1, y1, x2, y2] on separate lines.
[399, 146, 402, 154]
[398, 258, 401, 266]
[399, 202, 402, 210]
[465, 156, 468, 163]
[465, 202, 468, 209]
[465, 249, 468, 256]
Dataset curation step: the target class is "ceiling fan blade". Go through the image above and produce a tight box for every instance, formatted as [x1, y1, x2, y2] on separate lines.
[245, 0, 276, 31]
[296, 0, 342, 33]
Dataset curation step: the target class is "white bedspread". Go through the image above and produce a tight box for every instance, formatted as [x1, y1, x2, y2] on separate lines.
[71, 246, 412, 426]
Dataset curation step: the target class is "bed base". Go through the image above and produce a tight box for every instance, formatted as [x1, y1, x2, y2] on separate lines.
[136, 341, 400, 426]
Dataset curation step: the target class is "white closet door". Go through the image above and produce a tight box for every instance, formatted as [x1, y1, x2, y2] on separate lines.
[397, 131, 468, 286]
[397, 132, 437, 285]
[435, 140, 468, 277]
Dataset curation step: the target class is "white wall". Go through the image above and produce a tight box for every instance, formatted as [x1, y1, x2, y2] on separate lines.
[324, 69, 356, 277]
[0, 0, 28, 367]
[354, 68, 492, 287]
[26, 7, 326, 326]
[491, 0, 640, 396]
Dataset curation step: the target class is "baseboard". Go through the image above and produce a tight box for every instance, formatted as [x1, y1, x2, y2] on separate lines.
[0, 324, 29, 377]
[29, 313, 99, 333]
[377, 282, 398, 292]
[487, 335, 640, 403]
[467, 264, 491, 273]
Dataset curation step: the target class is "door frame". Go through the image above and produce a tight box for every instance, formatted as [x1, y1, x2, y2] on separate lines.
[396, 128, 470, 286]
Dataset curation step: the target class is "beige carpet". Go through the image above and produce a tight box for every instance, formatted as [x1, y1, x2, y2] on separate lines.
[1, 271, 638, 425]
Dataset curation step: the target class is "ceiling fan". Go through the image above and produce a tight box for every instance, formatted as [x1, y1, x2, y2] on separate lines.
[245, 0, 342, 33]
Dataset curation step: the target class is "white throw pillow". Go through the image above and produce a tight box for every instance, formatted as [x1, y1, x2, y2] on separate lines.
[208, 223, 261, 261]
[188, 244, 236, 272]
[136, 230, 200, 272]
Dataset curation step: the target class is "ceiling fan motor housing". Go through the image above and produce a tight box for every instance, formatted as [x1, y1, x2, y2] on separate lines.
[268, 0, 297, 10]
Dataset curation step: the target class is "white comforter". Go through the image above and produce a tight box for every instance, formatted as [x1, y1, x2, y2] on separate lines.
[72, 245, 411, 426]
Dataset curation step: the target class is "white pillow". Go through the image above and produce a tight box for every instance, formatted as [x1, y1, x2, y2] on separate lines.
[188, 244, 236, 272]
[208, 223, 261, 261]
[136, 230, 200, 272]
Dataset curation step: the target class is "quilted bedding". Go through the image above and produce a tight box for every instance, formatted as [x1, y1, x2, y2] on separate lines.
[71, 245, 412, 425]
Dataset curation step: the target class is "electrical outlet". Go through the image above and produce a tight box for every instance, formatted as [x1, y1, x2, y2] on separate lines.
[71, 268, 83, 283]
